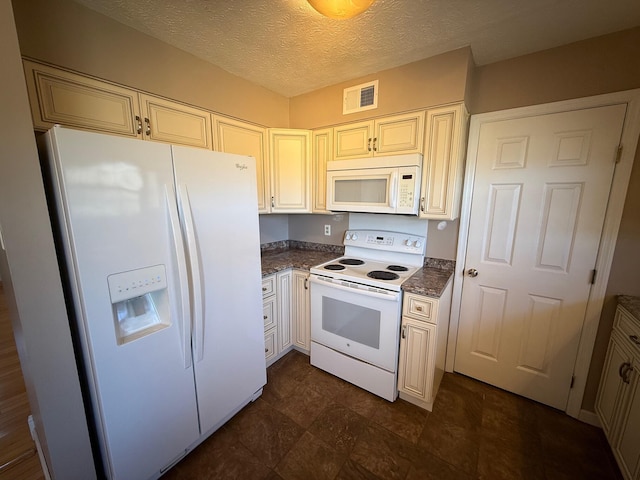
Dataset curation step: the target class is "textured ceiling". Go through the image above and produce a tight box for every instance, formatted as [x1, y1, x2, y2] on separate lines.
[72, 0, 640, 97]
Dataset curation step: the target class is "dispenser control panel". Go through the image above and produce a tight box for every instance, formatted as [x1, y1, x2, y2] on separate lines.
[107, 264, 167, 303]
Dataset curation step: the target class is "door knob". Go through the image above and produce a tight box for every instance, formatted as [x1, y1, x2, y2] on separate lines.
[467, 268, 479, 277]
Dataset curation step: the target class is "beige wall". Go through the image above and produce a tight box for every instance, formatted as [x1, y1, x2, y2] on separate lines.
[471, 27, 640, 413]
[471, 27, 640, 115]
[289, 47, 473, 129]
[287, 47, 472, 260]
[289, 214, 350, 246]
[11, 0, 289, 127]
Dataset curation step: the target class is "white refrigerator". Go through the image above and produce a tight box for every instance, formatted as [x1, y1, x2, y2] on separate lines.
[43, 126, 267, 479]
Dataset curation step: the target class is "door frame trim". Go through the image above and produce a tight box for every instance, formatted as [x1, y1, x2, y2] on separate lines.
[446, 89, 640, 419]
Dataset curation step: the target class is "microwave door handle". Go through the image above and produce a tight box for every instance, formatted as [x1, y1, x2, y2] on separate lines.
[389, 172, 399, 208]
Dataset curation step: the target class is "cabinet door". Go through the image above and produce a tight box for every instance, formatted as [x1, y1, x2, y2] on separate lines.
[398, 318, 436, 402]
[312, 128, 332, 213]
[23, 59, 142, 138]
[292, 270, 310, 352]
[596, 334, 634, 440]
[214, 116, 269, 213]
[374, 111, 424, 156]
[277, 270, 293, 352]
[263, 295, 277, 331]
[419, 103, 468, 220]
[614, 363, 640, 480]
[269, 129, 311, 213]
[139, 94, 213, 149]
[333, 120, 374, 160]
[265, 328, 278, 364]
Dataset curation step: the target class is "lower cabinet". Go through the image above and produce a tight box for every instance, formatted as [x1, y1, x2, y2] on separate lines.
[292, 270, 311, 353]
[262, 275, 278, 365]
[596, 301, 640, 480]
[262, 269, 310, 366]
[277, 270, 293, 353]
[397, 282, 452, 411]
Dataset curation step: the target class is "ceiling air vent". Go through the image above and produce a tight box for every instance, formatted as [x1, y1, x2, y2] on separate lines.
[343, 80, 378, 115]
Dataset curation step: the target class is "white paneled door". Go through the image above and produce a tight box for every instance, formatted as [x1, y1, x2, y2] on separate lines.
[455, 104, 626, 409]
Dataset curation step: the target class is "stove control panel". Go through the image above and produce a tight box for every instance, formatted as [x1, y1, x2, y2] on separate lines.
[343, 229, 425, 254]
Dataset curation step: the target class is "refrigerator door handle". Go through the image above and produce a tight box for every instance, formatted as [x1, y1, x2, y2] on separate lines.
[165, 186, 192, 369]
[177, 185, 205, 363]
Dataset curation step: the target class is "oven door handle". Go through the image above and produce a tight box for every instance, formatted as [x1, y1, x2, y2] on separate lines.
[310, 275, 400, 301]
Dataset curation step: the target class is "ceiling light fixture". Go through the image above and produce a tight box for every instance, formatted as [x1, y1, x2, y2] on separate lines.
[307, 0, 375, 19]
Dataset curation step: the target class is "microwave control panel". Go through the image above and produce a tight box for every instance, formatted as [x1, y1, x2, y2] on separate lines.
[396, 167, 421, 213]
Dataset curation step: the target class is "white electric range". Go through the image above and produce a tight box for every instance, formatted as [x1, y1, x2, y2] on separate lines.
[309, 229, 426, 401]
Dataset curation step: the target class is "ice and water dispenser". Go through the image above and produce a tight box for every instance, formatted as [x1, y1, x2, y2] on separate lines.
[107, 265, 171, 345]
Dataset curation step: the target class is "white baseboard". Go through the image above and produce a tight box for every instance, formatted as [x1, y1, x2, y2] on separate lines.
[578, 409, 601, 428]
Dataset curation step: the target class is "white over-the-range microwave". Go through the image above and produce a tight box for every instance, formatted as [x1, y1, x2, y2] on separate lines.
[326, 153, 422, 215]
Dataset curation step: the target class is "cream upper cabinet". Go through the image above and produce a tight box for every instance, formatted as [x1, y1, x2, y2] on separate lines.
[213, 116, 269, 213]
[139, 94, 212, 149]
[23, 59, 142, 138]
[23, 60, 214, 149]
[419, 103, 469, 220]
[268, 129, 312, 213]
[333, 111, 424, 160]
[312, 128, 333, 213]
[333, 120, 374, 159]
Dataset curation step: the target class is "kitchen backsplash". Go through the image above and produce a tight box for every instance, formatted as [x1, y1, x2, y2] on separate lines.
[259, 212, 458, 261]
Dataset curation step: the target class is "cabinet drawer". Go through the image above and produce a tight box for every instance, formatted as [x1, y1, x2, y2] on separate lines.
[262, 276, 275, 297]
[264, 328, 277, 363]
[616, 307, 640, 353]
[403, 293, 436, 323]
[263, 296, 276, 330]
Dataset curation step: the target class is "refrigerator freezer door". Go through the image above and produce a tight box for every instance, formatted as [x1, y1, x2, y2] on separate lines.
[46, 127, 200, 479]
[172, 146, 267, 435]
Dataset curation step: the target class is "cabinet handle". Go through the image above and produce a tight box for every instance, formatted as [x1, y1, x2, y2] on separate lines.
[135, 115, 142, 134]
[263, 315, 268, 320]
[304, 278, 308, 290]
[373, 137, 377, 152]
[401, 325, 406, 339]
[262, 287, 267, 292]
[144, 117, 151, 136]
[630, 334, 640, 346]
[624, 364, 634, 384]
[265, 348, 269, 353]
[367, 138, 372, 152]
[271, 196, 275, 208]
[416, 306, 423, 312]
[619, 362, 633, 384]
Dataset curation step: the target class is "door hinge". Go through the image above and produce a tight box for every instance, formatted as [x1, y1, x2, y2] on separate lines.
[590, 269, 597, 285]
[615, 145, 623, 164]
[570, 375, 576, 389]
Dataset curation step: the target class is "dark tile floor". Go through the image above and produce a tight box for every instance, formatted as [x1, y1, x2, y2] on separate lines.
[163, 350, 622, 480]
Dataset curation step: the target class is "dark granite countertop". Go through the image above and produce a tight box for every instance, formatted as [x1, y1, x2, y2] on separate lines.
[618, 295, 640, 321]
[261, 248, 342, 276]
[261, 242, 454, 299]
[402, 266, 453, 298]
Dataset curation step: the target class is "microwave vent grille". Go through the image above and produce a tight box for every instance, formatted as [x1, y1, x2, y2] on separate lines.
[343, 80, 378, 115]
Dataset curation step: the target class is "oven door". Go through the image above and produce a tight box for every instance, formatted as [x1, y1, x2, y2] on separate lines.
[310, 275, 402, 372]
